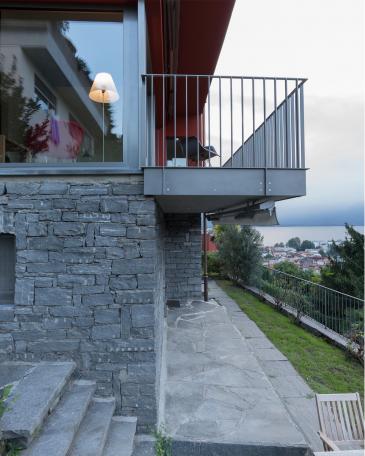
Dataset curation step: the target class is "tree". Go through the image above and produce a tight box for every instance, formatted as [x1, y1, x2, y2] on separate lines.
[0, 57, 40, 152]
[274, 261, 313, 281]
[320, 224, 364, 299]
[286, 237, 301, 250]
[300, 240, 315, 251]
[216, 225, 263, 285]
[274, 242, 284, 247]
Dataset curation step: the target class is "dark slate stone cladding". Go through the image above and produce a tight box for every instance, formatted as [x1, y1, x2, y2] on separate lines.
[0, 176, 201, 431]
[164, 213, 202, 303]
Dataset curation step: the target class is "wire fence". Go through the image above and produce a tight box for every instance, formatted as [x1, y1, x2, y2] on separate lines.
[260, 267, 364, 339]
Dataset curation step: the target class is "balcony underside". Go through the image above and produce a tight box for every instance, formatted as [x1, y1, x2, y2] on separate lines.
[144, 167, 306, 214]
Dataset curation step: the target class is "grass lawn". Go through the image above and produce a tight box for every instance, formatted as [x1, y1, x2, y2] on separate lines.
[217, 279, 364, 400]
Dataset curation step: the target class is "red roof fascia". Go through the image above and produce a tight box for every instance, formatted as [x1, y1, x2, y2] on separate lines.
[177, 0, 235, 75]
[145, 0, 164, 74]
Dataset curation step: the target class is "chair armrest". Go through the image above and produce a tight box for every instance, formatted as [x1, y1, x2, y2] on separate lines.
[318, 431, 340, 451]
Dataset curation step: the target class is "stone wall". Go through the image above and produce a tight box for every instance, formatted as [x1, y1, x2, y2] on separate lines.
[0, 175, 161, 431]
[0, 176, 203, 430]
[164, 214, 202, 303]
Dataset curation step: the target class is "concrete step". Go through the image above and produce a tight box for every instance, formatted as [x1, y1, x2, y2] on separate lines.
[0, 361, 76, 447]
[103, 416, 137, 456]
[22, 380, 96, 456]
[69, 397, 116, 456]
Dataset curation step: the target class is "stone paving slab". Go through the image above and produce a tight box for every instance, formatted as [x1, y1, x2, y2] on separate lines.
[163, 287, 310, 454]
[209, 280, 323, 452]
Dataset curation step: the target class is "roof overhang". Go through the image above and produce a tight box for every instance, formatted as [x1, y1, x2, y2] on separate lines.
[146, 0, 235, 75]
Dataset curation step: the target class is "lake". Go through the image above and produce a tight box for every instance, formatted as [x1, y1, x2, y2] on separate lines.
[255, 226, 364, 247]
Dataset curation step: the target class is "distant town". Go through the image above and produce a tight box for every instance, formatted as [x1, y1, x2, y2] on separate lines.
[204, 230, 344, 275]
[261, 238, 341, 274]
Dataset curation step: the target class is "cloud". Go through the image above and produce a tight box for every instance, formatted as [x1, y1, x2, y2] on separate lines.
[213, 0, 364, 224]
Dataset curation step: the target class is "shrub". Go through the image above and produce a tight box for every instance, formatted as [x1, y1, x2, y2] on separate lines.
[216, 225, 263, 286]
[205, 252, 222, 276]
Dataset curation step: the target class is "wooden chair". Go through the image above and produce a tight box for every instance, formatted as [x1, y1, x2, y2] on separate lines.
[315, 393, 364, 451]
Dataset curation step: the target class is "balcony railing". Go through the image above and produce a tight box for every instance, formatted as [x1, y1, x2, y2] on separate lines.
[141, 74, 307, 170]
[261, 267, 364, 339]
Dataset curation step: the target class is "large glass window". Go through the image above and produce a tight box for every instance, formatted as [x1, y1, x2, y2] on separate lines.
[0, 10, 123, 164]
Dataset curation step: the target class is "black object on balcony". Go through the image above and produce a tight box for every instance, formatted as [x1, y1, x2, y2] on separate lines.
[166, 136, 218, 163]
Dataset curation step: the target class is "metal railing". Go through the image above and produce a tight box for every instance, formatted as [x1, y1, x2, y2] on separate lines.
[261, 267, 364, 338]
[141, 74, 307, 169]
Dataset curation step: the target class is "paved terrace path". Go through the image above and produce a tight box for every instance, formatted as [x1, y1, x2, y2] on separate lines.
[162, 280, 322, 455]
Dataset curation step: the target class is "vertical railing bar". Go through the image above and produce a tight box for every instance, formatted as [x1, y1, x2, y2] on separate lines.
[285, 78, 289, 168]
[291, 94, 295, 168]
[263, 78, 267, 170]
[197, 76, 199, 166]
[162, 75, 165, 168]
[219, 77, 222, 167]
[144, 75, 148, 166]
[300, 84, 305, 168]
[274, 78, 278, 168]
[208, 75, 211, 167]
[252, 78, 256, 167]
[241, 78, 244, 168]
[230, 77, 233, 167]
[173, 75, 177, 166]
[150, 75, 154, 166]
[185, 75, 188, 167]
[295, 78, 300, 168]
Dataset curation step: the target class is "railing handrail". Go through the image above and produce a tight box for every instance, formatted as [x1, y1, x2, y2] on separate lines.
[142, 74, 308, 82]
[263, 266, 364, 303]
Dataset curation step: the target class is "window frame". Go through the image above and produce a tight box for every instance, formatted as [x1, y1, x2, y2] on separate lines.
[0, 2, 142, 174]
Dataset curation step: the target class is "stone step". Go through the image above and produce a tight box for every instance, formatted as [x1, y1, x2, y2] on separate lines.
[103, 416, 137, 456]
[0, 361, 76, 447]
[69, 397, 116, 456]
[22, 380, 96, 456]
[132, 435, 155, 456]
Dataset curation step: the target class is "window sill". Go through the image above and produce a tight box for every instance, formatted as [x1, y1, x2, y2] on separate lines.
[0, 164, 143, 176]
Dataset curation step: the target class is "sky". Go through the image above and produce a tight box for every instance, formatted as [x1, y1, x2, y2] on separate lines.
[215, 0, 364, 226]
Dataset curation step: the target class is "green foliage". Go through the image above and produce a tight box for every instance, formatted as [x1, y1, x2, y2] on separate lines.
[262, 264, 363, 336]
[0, 57, 40, 148]
[261, 268, 311, 322]
[4, 443, 21, 456]
[0, 385, 12, 418]
[154, 427, 172, 456]
[320, 224, 364, 299]
[0, 386, 21, 456]
[300, 240, 315, 251]
[205, 252, 221, 276]
[274, 242, 284, 247]
[273, 261, 313, 281]
[218, 280, 364, 398]
[286, 237, 301, 250]
[216, 225, 263, 286]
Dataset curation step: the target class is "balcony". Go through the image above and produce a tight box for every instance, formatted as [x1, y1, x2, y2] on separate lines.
[142, 74, 307, 221]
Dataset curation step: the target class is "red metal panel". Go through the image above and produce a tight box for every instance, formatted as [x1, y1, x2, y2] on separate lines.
[177, 0, 235, 75]
[145, 0, 164, 74]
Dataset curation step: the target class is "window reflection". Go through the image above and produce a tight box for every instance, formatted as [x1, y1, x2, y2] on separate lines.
[0, 10, 123, 164]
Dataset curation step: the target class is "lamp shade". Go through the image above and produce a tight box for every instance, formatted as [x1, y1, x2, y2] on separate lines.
[89, 72, 119, 103]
